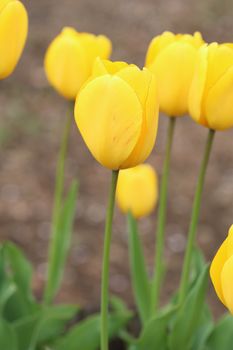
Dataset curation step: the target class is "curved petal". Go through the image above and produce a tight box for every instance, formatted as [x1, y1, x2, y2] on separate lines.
[149, 42, 197, 116]
[221, 254, 233, 313]
[145, 31, 175, 66]
[75, 75, 143, 169]
[96, 35, 112, 59]
[92, 58, 128, 77]
[120, 68, 159, 167]
[44, 34, 88, 99]
[206, 65, 233, 130]
[210, 237, 228, 306]
[0, 0, 28, 79]
[188, 45, 209, 126]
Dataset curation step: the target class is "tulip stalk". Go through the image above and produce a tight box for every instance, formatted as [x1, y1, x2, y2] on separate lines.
[178, 128, 215, 304]
[151, 117, 176, 315]
[101, 170, 119, 350]
[44, 103, 73, 304]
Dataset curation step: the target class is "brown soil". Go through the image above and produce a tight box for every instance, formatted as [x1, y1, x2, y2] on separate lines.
[1, 0, 233, 324]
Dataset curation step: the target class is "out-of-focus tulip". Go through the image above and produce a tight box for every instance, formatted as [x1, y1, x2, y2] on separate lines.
[0, 0, 28, 79]
[44, 27, 112, 100]
[210, 225, 233, 313]
[145, 31, 204, 117]
[189, 43, 233, 130]
[74, 58, 159, 170]
[116, 164, 158, 218]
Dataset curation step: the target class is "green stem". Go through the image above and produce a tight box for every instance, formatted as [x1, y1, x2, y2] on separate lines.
[101, 170, 119, 350]
[151, 117, 176, 316]
[44, 103, 73, 304]
[178, 128, 215, 304]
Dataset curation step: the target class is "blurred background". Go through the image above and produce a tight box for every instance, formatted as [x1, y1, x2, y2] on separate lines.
[0, 0, 233, 316]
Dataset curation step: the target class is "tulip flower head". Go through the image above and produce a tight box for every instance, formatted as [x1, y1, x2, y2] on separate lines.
[0, 0, 28, 79]
[116, 164, 158, 218]
[74, 58, 159, 170]
[189, 43, 233, 130]
[210, 225, 233, 313]
[145, 31, 204, 117]
[44, 27, 112, 100]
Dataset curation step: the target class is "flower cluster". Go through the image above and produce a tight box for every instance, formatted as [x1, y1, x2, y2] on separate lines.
[2, 3, 233, 350]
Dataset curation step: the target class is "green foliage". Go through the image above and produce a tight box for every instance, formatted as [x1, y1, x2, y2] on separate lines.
[53, 298, 132, 350]
[127, 212, 151, 325]
[0, 243, 80, 349]
[44, 180, 79, 304]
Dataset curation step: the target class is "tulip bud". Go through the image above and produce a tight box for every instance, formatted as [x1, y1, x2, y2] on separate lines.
[116, 164, 158, 218]
[189, 43, 233, 130]
[210, 225, 233, 313]
[74, 58, 159, 170]
[44, 27, 112, 100]
[0, 0, 28, 79]
[145, 31, 204, 117]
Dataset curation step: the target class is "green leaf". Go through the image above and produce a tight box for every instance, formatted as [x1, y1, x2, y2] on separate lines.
[168, 265, 209, 350]
[4, 242, 34, 300]
[206, 314, 233, 350]
[13, 304, 79, 350]
[191, 304, 213, 350]
[135, 305, 176, 350]
[45, 180, 79, 303]
[3, 243, 37, 321]
[0, 318, 18, 350]
[127, 212, 150, 325]
[53, 310, 131, 350]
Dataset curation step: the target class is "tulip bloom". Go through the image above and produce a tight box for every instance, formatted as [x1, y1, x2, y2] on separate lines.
[44, 27, 112, 100]
[0, 0, 28, 79]
[210, 225, 233, 313]
[74, 58, 159, 170]
[189, 43, 233, 130]
[145, 31, 204, 117]
[116, 164, 158, 218]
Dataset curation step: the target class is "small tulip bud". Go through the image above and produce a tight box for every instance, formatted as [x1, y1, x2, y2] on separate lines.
[116, 164, 158, 218]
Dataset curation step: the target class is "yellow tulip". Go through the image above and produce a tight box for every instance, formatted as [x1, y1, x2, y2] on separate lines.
[210, 225, 233, 313]
[44, 27, 112, 100]
[74, 58, 159, 170]
[145, 31, 204, 117]
[189, 43, 233, 130]
[116, 164, 158, 218]
[0, 0, 28, 79]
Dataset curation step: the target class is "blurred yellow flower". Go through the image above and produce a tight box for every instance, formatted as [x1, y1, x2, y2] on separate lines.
[44, 27, 112, 100]
[116, 164, 158, 218]
[74, 58, 159, 170]
[0, 0, 28, 79]
[145, 31, 204, 117]
[210, 225, 233, 313]
[189, 43, 233, 130]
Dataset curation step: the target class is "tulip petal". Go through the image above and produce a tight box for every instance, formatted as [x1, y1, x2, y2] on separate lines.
[221, 254, 233, 313]
[227, 225, 233, 258]
[75, 75, 143, 169]
[92, 58, 128, 77]
[145, 31, 175, 66]
[45, 34, 88, 100]
[117, 67, 159, 167]
[0, 0, 28, 79]
[148, 42, 197, 116]
[205, 65, 233, 130]
[188, 45, 209, 126]
[210, 238, 228, 306]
